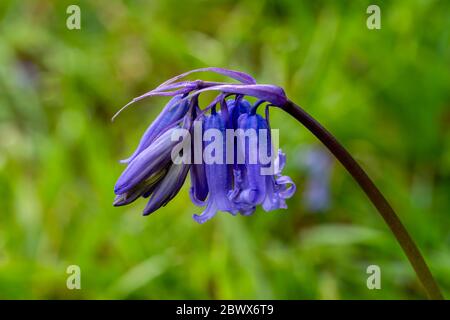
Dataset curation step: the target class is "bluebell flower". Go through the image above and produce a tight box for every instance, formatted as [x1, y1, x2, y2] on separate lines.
[192, 107, 238, 223]
[229, 107, 296, 215]
[229, 111, 268, 207]
[113, 67, 295, 223]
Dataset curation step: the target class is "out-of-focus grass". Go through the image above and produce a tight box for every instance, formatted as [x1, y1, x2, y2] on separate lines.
[0, 0, 449, 299]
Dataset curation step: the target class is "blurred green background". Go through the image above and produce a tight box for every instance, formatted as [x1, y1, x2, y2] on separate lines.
[0, 0, 449, 299]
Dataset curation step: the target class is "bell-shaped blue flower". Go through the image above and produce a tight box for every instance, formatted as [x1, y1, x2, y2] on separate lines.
[192, 108, 238, 223]
[231, 111, 268, 205]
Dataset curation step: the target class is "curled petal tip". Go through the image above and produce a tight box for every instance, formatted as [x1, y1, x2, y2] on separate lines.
[192, 213, 212, 224]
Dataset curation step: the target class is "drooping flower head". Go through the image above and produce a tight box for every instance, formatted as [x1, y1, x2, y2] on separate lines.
[113, 67, 295, 223]
[109, 68, 446, 302]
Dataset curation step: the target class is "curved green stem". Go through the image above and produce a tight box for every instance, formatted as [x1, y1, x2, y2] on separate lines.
[282, 99, 443, 300]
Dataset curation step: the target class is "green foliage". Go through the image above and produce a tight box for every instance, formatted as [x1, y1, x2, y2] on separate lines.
[0, 0, 448, 299]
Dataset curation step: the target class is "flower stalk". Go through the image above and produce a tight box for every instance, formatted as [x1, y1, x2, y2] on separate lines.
[281, 99, 443, 300]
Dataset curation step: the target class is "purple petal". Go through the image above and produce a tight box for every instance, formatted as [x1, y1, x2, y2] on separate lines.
[261, 151, 296, 212]
[193, 112, 237, 223]
[143, 163, 190, 215]
[192, 200, 218, 224]
[189, 109, 209, 204]
[113, 168, 168, 206]
[227, 98, 251, 129]
[236, 113, 269, 205]
[262, 176, 287, 212]
[112, 88, 193, 121]
[114, 127, 178, 194]
[274, 150, 287, 174]
[192, 84, 287, 106]
[189, 163, 208, 205]
[121, 95, 190, 164]
[276, 175, 296, 199]
[237, 206, 256, 216]
[228, 169, 257, 216]
[203, 113, 236, 212]
[157, 67, 257, 89]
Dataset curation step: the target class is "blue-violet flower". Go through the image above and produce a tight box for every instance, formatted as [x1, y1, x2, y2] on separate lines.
[113, 67, 296, 223]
